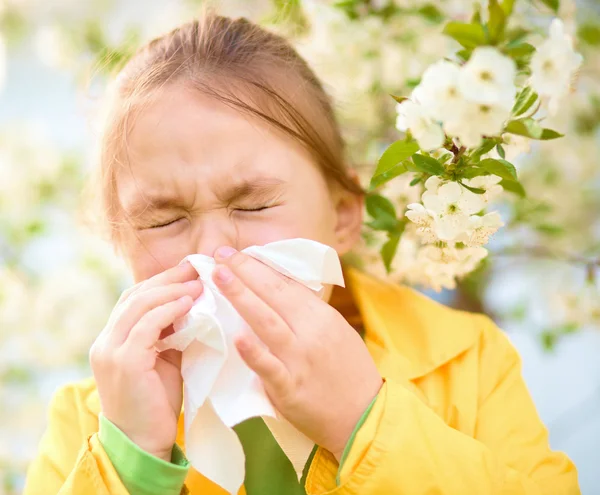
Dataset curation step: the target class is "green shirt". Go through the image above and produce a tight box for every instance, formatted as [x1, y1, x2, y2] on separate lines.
[98, 398, 376, 495]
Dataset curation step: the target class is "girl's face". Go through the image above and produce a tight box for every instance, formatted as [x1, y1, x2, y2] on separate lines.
[115, 84, 363, 283]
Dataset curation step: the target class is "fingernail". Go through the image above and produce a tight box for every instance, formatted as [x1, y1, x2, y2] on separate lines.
[215, 246, 237, 260]
[214, 265, 234, 284]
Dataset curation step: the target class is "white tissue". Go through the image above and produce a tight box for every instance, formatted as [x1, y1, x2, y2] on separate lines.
[154, 238, 345, 494]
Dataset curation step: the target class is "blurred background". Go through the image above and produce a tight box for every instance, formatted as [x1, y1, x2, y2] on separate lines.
[0, 0, 598, 493]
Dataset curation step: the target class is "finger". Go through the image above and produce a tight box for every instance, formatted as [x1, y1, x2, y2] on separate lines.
[125, 295, 195, 350]
[235, 329, 291, 395]
[108, 281, 203, 346]
[213, 265, 295, 355]
[106, 262, 199, 330]
[214, 247, 318, 325]
[132, 262, 200, 297]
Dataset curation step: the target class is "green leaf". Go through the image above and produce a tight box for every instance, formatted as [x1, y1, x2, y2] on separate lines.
[541, 330, 557, 352]
[500, 178, 526, 197]
[496, 144, 506, 159]
[539, 0, 559, 13]
[412, 153, 446, 176]
[461, 167, 490, 179]
[505, 27, 530, 45]
[417, 4, 444, 23]
[456, 48, 472, 61]
[443, 21, 488, 49]
[469, 139, 496, 162]
[405, 77, 421, 89]
[535, 224, 564, 236]
[370, 163, 409, 189]
[505, 42, 536, 58]
[540, 128, 564, 140]
[370, 140, 420, 188]
[501, 0, 516, 15]
[390, 94, 408, 104]
[505, 118, 564, 140]
[478, 158, 518, 180]
[409, 176, 422, 186]
[471, 4, 482, 24]
[459, 182, 486, 194]
[512, 86, 538, 116]
[487, 0, 506, 43]
[365, 194, 399, 232]
[578, 23, 600, 46]
[381, 231, 402, 273]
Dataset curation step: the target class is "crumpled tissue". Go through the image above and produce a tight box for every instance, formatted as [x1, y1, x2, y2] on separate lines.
[154, 238, 345, 494]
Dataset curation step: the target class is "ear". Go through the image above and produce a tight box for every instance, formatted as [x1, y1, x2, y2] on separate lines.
[333, 188, 364, 256]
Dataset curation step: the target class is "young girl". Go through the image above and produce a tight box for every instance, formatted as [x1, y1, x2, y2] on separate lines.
[24, 12, 579, 495]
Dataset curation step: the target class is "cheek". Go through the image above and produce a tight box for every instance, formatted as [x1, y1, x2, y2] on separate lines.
[118, 231, 189, 283]
[237, 193, 337, 247]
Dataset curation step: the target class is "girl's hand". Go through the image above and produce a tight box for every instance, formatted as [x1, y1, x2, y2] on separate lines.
[212, 247, 383, 460]
[90, 262, 203, 461]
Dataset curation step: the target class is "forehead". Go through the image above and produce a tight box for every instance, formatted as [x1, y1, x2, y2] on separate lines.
[117, 84, 314, 204]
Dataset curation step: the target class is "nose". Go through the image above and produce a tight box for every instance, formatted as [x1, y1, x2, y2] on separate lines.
[191, 215, 238, 258]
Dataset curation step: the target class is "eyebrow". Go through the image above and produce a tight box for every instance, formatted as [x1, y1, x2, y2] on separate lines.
[218, 176, 287, 205]
[124, 176, 286, 218]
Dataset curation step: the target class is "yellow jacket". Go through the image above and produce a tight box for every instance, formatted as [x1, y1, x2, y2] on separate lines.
[24, 268, 579, 494]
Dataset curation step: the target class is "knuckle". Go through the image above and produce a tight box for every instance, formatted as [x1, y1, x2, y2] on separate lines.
[224, 276, 245, 297]
[228, 251, 250, 270]
[118, 282, 143, 303]
[261, 313, 282, 332]
[271, 274, 290, 294]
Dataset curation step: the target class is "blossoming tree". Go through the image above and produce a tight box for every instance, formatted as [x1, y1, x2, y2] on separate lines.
[0, 0, 599, 491]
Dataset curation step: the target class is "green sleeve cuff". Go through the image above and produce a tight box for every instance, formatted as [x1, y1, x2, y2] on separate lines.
[335, 394, 378, 486]
[98, 413, 190, 495]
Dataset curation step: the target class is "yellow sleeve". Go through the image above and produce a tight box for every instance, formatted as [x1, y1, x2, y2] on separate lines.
[23, 383, 128, 495]
[305, 316, 580, 495]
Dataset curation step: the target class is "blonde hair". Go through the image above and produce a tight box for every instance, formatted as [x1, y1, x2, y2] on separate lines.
[94, 10, 362, 246]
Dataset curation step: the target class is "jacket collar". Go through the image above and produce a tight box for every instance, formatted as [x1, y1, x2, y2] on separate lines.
[345, 267, 479, 380]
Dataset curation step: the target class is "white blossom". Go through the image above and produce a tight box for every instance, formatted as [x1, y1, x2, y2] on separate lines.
[414, 60, 463, 122]
[421, 181, 486, 241]
[405, 203, 437, 243]
[443, 101, 512, 148]
[415, 244, 489, 291]
[458, 47, 516, 109]
[395, 99, 445, 151]
[465, 212, 504, 247]
[530, 19, 583, 115]
[465, 174, 504, 202]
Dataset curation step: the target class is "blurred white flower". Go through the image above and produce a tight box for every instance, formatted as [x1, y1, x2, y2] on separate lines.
[465, 174, 504, 202]
[33, 25, 75, 69]
[414, 60, 463, 122]
[380, 173, 422, 212]
[415, 243, 489, 291]
[0, 33, 5, 93]
[444, 101, 512, 148]
[530, 19, 583, 115]
[555, 282, 600, 328]
[485, 133, 531, 161]
[30, 267, 115, 367]
[458, 47, 516, 109]
[396, 99, 445, 151]
[465, 212, 504, 247]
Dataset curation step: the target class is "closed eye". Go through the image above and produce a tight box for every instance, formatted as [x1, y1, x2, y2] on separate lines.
[236, 206, 270, 212]
[147, 218, 184, 229]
